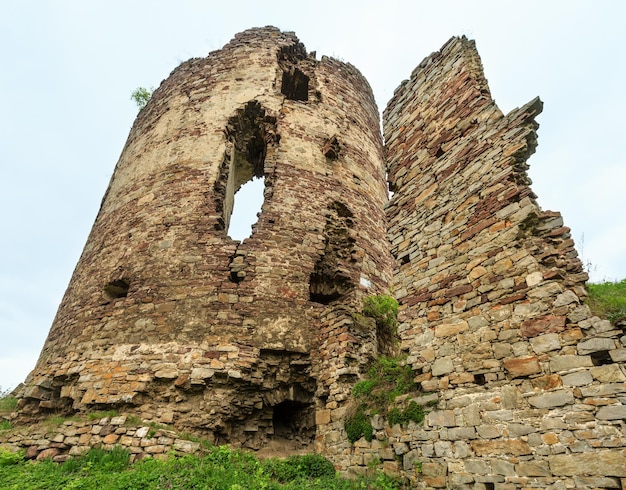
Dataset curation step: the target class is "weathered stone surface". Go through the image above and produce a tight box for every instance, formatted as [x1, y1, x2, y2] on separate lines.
[561, 371, 593, 387]
[427, 410, 456, 427]
[550, 355, 593, 372]
[503, 356, 541, 378]
[431, 358, 454, 376]
[470, 439, 532, 456]
[596, 405, 626, 420]
[516, 460, 551, 476]
[578, 338, 616, 355]
[549, 451, 626, 477]
[530, 333, 561, 354]
[528, 390, 574, 409]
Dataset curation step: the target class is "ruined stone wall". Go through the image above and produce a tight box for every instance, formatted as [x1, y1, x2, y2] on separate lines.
[17, 27, 393, 451]
[8, 28, 626, 488]
[376, 36, 626, 488]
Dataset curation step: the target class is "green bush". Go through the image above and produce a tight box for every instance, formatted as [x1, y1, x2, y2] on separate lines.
[130, 86, 153, 110]
[387, 401, 425, 427]
[587, 279, 626, 322]
[362, 294, 398, 332]
[344, 406, 373, 444]
[0, 449, 24, 467]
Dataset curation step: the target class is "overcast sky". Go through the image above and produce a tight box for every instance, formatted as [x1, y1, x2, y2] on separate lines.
[1, 1, 624, 391]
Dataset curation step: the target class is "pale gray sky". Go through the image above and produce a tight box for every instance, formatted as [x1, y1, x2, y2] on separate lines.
[1, 0, 625, 391]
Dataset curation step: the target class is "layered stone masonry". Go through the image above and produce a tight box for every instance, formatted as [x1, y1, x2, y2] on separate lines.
[377, 36, 626, 488]
[5, 28, 626, 489]
[15, 27, 393, 452]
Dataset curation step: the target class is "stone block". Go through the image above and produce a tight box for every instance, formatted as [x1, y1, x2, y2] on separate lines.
[573, 476, 622, 489]
[315, 409, 331, 425]
[421, 461, 447, 477]
[102, 434, 119, 444]
[577, 337, 616, 355]
[521, 315, 566, 338]
[528, 390, 574, 409]
[530, 333, 561, 354]
[553, 290, 579, 307]
[435, 321, 469, 337]
[609, 349, 626, 362]
[470, 439, 531, 456]
[596, 405, 626, 420]
[516, 460, 550, 476]
[476, 425, 501, 439]
[503, 356, 541, 378]
[590, 364, 626, 382]
[464, 459, 491, 474]
[550, 355, 593, 372]
[36, 448, 60, 460]
[561, 370, 593, 387]
[427, 410, 456, 427]
[491, 458, 515, 476]
[549, 451, 626, 477]
[431, 358, 454, 376]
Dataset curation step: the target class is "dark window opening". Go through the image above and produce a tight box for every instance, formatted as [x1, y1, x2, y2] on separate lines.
[281, 67, 309, 101]
[590, 350, 613, 366]
[484, 484, 495, 490]
[103, 279, 130, 300]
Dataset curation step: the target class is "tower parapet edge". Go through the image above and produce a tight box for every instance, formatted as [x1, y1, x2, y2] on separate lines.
[16, 26, 393, 452]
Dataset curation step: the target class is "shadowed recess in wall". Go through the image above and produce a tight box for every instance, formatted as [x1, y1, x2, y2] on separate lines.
[309, 202, 356, 304]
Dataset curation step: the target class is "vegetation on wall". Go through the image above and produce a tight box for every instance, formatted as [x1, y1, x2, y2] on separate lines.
[130, 86, 154, 110]
[360, 294, 399, 355]
[344, 355, 427, 444]
[587, 278, 626, 322]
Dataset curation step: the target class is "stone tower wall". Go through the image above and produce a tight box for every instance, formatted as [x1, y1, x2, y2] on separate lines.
[19, 27, 394, 450]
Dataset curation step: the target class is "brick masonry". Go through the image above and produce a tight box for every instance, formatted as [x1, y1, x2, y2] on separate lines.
[3, 29, 625, 489]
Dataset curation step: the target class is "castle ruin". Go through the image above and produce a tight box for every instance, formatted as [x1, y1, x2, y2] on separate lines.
[5, 27, 626, 488]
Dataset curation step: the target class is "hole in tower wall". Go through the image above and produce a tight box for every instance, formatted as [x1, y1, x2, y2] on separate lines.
[309, 202, 356, 304]
[228, 176, 265, 240]
[217, 101, 274, 240]
[103, 279, 130, 300]
[281, 67, 309, 101]
[272, 400, 315, 442]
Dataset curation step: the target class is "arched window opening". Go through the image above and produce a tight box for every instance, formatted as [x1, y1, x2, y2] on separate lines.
[215, 101, 277, 240]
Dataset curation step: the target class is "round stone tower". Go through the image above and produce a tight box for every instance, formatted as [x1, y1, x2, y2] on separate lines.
[19, 27, 393, 450]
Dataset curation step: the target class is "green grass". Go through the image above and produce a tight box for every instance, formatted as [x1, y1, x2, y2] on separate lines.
[0, 396, 17, 414]
[587, 278, 626, 322]
[0, 446, 406, 489]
